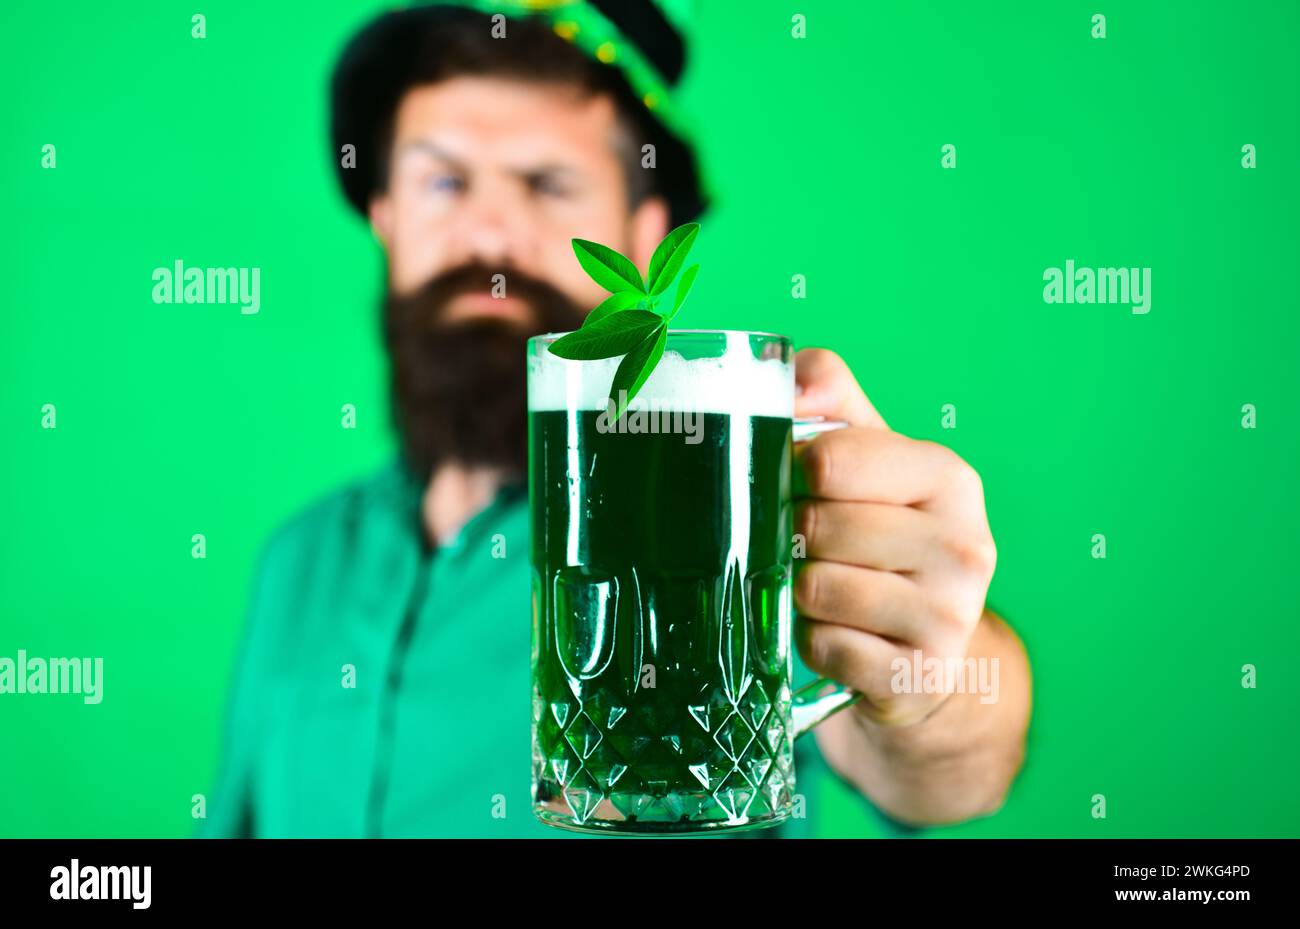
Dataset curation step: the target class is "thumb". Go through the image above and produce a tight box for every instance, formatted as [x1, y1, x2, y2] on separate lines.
[794, 348, 887, 429]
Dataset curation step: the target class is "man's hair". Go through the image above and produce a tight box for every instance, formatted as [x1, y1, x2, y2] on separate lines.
[331, 7, 705, 225]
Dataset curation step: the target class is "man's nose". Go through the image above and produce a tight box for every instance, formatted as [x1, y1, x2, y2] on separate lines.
[448, 186, 522, 267]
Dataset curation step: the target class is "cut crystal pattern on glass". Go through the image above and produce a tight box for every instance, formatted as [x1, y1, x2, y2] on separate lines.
[531, 567, 797, 834]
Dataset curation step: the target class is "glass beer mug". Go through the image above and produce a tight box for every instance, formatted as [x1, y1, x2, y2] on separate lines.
[528, 330, 859, 834]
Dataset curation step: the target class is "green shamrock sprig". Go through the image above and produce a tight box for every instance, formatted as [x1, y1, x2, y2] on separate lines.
[547, 222, 701, 418]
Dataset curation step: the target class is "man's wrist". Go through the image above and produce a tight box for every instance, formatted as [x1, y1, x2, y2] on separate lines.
[837, 610, 1032, 824]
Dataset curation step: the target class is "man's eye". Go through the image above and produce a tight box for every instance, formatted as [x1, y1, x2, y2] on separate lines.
[426, 174, 465, 193]
[529, 175, 572, 198]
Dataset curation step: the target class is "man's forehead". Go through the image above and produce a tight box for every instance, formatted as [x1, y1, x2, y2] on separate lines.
[391, 76, 620, 164]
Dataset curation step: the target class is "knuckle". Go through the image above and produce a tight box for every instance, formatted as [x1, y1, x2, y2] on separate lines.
[796, 501, 819, 550]
[798, 617, 834, 673]
[794, 561, 824, 613]
[808, 625, 835, 673]
[927, 443, 982, 498]
[919, 438, 956, 463]
[930, 598, 976, 641]
[946, 533, 996, 576]
[947, 456, 981, 496]
[802, 437, 835, 494]
[959, 471, 987, 510]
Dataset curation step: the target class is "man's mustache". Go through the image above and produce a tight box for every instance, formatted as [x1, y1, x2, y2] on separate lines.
[390, 263, 584, 333]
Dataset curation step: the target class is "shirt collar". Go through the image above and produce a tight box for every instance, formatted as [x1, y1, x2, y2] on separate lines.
[374, 457, 526, 553]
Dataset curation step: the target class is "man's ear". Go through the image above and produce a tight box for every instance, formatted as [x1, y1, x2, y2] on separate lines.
[368, 194, 393, 249]
[628, 196, 670, 272]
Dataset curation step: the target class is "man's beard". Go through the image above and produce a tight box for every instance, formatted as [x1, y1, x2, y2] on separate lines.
[383, 263, 587, 482]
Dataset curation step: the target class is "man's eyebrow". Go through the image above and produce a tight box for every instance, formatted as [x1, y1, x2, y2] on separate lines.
[397, 139, 466, 170]
[512, 163, 584, 181]
[395, 142, 585, 183]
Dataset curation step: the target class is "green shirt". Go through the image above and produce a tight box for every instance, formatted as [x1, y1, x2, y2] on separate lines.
[199, 460, 915, 839]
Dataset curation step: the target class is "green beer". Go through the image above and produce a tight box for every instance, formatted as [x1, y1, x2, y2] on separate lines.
[528, 331, 853, 833]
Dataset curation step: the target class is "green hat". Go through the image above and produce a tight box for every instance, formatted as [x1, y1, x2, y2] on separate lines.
[330, 0, 707, 226]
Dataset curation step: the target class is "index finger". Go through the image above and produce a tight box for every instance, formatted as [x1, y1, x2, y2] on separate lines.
[797, 427, 984, 522]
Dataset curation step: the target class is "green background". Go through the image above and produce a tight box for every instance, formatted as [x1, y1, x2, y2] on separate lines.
[2, 0, 1297, 837]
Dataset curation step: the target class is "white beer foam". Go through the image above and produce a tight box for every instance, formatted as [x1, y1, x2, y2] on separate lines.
[529, 333, 793, 417]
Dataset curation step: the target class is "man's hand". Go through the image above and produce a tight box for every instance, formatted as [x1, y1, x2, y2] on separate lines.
[791, 348, 1030, 825]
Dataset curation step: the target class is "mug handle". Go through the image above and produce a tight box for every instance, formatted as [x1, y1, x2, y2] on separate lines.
[790, 416, 864, 738]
